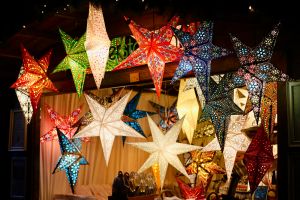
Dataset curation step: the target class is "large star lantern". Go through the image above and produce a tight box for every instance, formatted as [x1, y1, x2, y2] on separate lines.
[149, 100, 179, 131]
[128, 115, 202, 188]
[52, 29, 89, 97]
[52, 128, 88, 193]
[243, 126, 274, 193]
[85, 3, 111, 89]
[112, 16, 183, 98]
[11, 45, 58, 112]
[200, 77, 243, 150]
[230, 23, 289, 124]
[74, 91, 144, 165]
[171, 21, 231, 99]
[40, 105, 84, 143]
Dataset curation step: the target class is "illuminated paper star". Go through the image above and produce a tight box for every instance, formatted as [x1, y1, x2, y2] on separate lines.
[52, 29, 89, 97]
[230, 23, 289, 124]
[171, 21, 231, 99]
[14, 66, 33, 124]
[128, 115, 202, 187]
[40, 104, 85, 143]
[53, 128, 88, 193]
[176, 177, 205, 200]
[85, 3, 111, 89]
[74, 91, 144, 165]
[112, 16, 183, 98]
[177, 79, 200, 144]
[243, 126, 274, 193]
[222, 115, 251, 182]
[11, 45, 58, 112]
[184, 77, 205, 107]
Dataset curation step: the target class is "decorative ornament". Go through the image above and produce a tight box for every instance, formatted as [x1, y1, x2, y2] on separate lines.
[243, 126, 274, 193]
[151, 163, 161, 190]
[171, 21, 231, 99]
[52, 29, 89, 97]
[149, 100, 179, 131]
[185, 150, 225, 188]
[112, 16, 183, 98]
[11, 45, 58, 112]
[176, 177, 205, 200]
[73, 91, 144, 165]
[184, 77, 205, 107]
[85, 3, 111, 89]
[128, 115, 202, 188]
[230, 23, 289, 123]
[14, 66, 33, 124]
[122, 92, 154, 143]
[40, 105, 86, 142]
[222, 115, 251, 182]
[177, 79, 200, 144]
[52, 128, 88, 193]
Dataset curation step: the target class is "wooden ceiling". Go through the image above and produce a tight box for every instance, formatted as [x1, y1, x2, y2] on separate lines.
[0, 0, 293, 95]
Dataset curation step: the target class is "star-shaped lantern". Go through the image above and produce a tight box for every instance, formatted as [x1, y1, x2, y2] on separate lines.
[73, 91, 144, 165]
[177, 79, 200, 144]
[222, 115, 251, 182]
[112, 16, 183, 98]
[176, 177, 205, 200]
[11, 45, 58, 113]
[122, 92, 154, 143]
[243, 126, 274, 193]
[185, 150, 225, 189]
[184, 77, 205, 107]
[52, 29, 89, 97]
[171, 21, 231, 99]
[40, 104, 85, 143]
[200, 77, 244, 150]
[230, 23, 289, 124]
[128, 115, 202, 188]
[261, 82, 277, 136]
[85, 3, 111, 89]
[149, 100, 179, 131]
[52, 128, 88, 193]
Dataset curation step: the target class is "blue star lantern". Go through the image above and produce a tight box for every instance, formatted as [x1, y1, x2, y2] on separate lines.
[171, 21, 231, 99]
[52, 128, 88, 193]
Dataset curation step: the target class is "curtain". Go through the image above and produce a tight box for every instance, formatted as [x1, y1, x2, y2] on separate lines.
[39, 88, 178, 200]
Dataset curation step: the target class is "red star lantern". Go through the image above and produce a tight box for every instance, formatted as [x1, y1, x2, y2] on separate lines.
[243, 126, 274, 193]
[176, 178, 205, 200]
[112, 16, 183, 98]
[40, 104, 88, 142]
[11, 45, 58, 112]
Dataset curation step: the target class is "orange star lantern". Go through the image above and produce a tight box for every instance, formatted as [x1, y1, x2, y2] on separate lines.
[11, 45, 58, 112]
[112, 16, 183, 98]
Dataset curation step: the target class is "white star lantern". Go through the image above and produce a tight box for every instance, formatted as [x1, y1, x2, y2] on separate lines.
[184, 77, 205, 108]
[85, 3, 111, 89]
[128, 115, 202, 188]
[74, 91, 144, 165]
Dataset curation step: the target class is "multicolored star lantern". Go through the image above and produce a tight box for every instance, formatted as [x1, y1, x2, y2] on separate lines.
[73, 91, 144, 165]
[171, 21, 231, 99]
[185, 150, 225, 189]
[149, 100, 179, 131]
[112, 16, 183, 98]
[85, 3, 111, 89]
[52, 29, 89, 97]
[52, 128, 88, 193]
[243, 126, 274, 193]
[122, 92, 154, 143]
[40, 104, 86, 143]
[230, 23, 289, 124]
[11, 45, 58, 113]
[177, 79, 200, 144]
[261, 82, 277, 136]
[128, 115, 202, 188]
[14, 65, 33, 124]
[200, 77, 243, 150]
[176, 177, 205, 200]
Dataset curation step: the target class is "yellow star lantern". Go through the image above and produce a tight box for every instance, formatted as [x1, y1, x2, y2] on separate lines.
[177, 79, 200, 144]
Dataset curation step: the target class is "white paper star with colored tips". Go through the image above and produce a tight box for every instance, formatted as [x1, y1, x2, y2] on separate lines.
[74, 91, 144, 165]
[128, 115, 202, 188]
